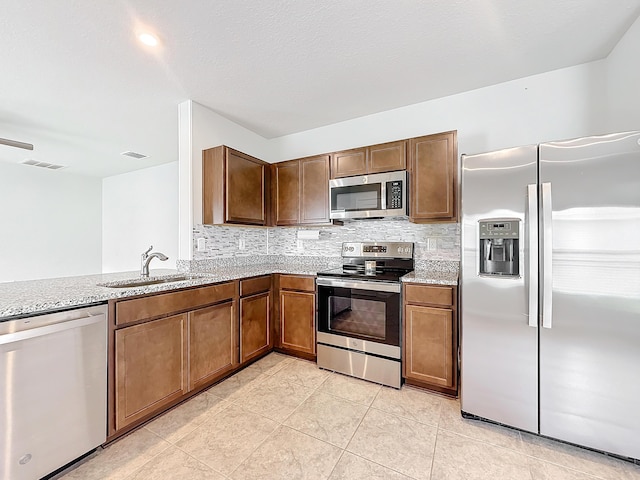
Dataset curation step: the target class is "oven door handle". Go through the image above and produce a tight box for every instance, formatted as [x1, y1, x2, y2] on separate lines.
[316, 278, 401, 293]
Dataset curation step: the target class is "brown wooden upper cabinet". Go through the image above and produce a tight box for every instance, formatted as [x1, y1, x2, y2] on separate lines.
[409, 131, 457, 222]
[330, 140, 406, 179]
[202, 146, 269, 226]
[273, 155, 330, 226]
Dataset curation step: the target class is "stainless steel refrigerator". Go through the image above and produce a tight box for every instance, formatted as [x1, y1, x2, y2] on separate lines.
[460, 131, 640, 460]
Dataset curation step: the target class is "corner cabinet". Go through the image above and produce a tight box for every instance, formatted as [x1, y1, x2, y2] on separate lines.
[403, 282, 458, 397]
[203, 146, 269, 226]
[273, 155, 330, 226]
[274, 274, 316, 360]
[110, 281, 238, 436]
[409, 131, 458, 222]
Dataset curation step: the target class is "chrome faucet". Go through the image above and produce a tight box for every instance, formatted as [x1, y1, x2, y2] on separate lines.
[140, 245, 168, 277]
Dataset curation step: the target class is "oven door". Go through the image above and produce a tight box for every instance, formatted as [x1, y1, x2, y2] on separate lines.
[316, 278, 401, 347]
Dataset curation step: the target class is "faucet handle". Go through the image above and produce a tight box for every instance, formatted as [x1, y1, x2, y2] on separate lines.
[143, 245, 153, 257]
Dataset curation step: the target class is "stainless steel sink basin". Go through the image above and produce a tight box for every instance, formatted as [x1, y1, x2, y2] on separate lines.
[97, 274, 197, 288]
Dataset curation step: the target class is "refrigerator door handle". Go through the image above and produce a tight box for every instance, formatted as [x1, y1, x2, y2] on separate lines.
[541, 182, 553, 329]
[527, 184, 538, 327]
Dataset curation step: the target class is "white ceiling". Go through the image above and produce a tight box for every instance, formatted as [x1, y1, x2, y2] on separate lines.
[1, 0, 639, 177]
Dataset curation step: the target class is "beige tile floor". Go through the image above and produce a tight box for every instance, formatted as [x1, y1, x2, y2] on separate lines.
[58, 353, 640, 480]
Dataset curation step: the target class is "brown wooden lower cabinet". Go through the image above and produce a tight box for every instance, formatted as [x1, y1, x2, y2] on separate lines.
[240, 291, 271, 363]
[111, 281, 239, 436]
[115, 313, 187, 431]
[189, 301, 237, 391]
[276, 274, 316, 359]
[403, 283, 458, 397]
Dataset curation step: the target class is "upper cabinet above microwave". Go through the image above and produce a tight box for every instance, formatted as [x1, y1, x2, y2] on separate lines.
[330, 140, 406, 179]
[202, 146, 270, 226]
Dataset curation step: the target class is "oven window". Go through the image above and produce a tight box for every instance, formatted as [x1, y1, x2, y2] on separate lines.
[318, 285, 400, 346]
[329, 296, 386, 340]
[331, 184, 381, 212]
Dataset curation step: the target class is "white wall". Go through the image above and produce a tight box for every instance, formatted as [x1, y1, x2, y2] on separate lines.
[269, 60, 607, 162]
[181, 21, 640, 263]
[603, 14, 640, 132]
[178, 100, 272, 259]
[102, 162, 178, 273]
[0, 162, 102, 282]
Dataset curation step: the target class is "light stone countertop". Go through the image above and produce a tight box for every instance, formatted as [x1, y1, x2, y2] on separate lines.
[0, 264, 323, 321]
[0, 260, 459, 321]
[401, 260, 459, 286]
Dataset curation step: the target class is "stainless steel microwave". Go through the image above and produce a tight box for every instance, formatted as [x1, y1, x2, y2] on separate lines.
[329, 170, 408, 220]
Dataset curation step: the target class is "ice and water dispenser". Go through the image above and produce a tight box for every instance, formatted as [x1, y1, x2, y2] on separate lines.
[478, 219, 520, 277]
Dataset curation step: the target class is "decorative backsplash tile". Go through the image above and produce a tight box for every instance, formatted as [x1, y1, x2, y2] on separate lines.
[193, 219, 460, 262]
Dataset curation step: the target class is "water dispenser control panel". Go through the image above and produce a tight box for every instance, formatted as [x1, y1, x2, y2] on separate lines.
[479, 219, 520, 277]
[479, 220, 519, 239]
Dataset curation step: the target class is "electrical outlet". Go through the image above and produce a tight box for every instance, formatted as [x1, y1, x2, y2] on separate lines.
[239, 238, 246, 250]
[196, 237, 206, 251]
[427, 238, 437, 251]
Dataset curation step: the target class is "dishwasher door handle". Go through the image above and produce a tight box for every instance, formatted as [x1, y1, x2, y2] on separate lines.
[0, 313, 106, 345]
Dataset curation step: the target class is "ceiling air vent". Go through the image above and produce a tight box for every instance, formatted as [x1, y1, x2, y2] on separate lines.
[121, 151, 148, 159]
[21, 159, 66, 170]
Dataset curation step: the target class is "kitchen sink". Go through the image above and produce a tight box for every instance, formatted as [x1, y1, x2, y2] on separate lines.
[97, 274, 197, 288]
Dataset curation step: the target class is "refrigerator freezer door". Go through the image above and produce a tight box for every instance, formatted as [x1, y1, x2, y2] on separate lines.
[461, 145, 538, 433]
[539, 131, 640, 459]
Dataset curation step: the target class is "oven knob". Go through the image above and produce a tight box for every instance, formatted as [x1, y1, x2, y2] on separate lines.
[397, 246, 402, 253]
[349, 246, 354, 252]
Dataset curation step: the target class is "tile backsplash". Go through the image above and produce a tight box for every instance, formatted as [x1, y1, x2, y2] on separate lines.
[193, 219, 459, 261]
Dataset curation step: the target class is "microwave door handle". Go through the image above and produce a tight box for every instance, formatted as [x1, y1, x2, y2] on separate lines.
[380, 180, 387, 210]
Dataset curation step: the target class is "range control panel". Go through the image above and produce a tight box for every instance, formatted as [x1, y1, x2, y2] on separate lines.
[342, 242, 413, 259]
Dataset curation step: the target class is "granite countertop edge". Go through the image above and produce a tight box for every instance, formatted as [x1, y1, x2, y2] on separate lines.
[1, 261, 459, 321]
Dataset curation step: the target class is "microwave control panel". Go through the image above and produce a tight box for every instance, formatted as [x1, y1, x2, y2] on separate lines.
[387, 181, 403, 209]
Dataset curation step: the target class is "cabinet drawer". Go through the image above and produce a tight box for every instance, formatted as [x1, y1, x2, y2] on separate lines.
[240, 275, 272, 297]
[279, 275, 315, 292]
[116, 281, 238, 325]
[404, 284, 453, 307]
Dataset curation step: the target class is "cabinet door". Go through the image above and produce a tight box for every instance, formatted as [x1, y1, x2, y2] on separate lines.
[300, 155, 330, 224]
[240, 292, 271, 364]
[280, 290, 316, 355]
[188, 301, 237, 391]
[115, 314, 186, 430]
[226, 149, 267, 225]
[367, 140, 406, 174]
[404, 305, 454, 387]
[330, 148, 367, 178]
[274, 160, 300, 226]
[409, 131, 457, 222]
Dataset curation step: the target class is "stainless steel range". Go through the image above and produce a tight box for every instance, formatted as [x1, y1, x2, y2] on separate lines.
[316, 242, 414, 388]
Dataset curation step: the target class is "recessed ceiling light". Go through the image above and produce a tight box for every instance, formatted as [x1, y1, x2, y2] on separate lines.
[138, 32, 159, 47]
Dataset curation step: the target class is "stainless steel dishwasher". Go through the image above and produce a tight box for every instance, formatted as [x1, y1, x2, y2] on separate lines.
[0, 304, 107, 480]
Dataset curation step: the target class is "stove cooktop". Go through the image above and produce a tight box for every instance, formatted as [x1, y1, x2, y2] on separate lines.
[318, 242, 415, 283]
[316, 266, 412, 283]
